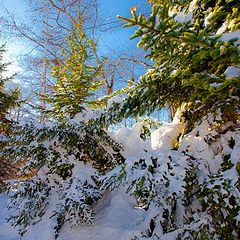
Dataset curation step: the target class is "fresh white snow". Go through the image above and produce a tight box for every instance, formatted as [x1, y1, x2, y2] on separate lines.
[0, 110, 239, 239]
[224, 66, 240, 79]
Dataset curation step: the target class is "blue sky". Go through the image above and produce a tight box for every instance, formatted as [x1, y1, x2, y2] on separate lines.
[0, 0, 28, 55]
[0, 0, 150, 55]
[0, 0, 150, 79]
[97, 0, 150, 54]
[0, 0, 25, 15]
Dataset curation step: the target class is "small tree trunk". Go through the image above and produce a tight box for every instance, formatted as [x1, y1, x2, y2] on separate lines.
[107, 75, 115, 95]
[169, 106, 176, 122]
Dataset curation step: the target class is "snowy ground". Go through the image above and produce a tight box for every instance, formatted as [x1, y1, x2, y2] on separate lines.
[0, 195, 18, 240]
[0, 111, 185, 240]
[0, 189, 146, 240]
[0, 110, 239, 239]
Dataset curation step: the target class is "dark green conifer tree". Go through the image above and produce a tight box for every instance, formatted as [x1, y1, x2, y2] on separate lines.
[46, 20, 104, 119]
[100, 1, 240, 239]
[4, 19, 124, 239]
[0, 44, 19, 189]
[105, 0, 240, 127]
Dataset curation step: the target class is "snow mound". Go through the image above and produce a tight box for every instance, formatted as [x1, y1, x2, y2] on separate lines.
[111, 122, 151, 158]
[151, 107, 184, 150]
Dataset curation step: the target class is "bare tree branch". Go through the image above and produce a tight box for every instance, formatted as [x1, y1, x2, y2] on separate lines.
[120, 57, 152, 68]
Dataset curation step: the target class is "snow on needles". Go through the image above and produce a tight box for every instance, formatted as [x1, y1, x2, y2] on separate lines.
[0, 110, 239, 239]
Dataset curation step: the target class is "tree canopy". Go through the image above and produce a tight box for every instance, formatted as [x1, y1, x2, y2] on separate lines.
[103, 0, 240, 128]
